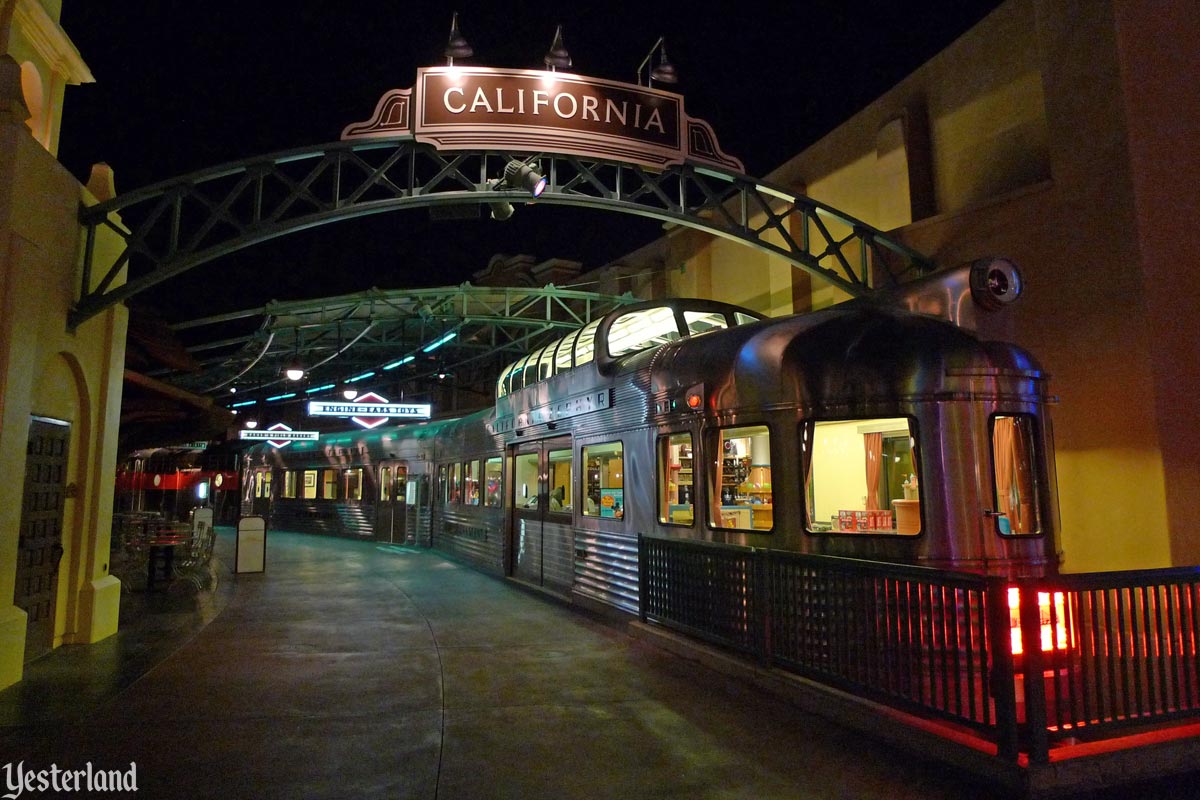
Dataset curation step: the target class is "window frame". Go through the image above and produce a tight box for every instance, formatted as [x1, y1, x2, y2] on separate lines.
[988, 412, 1044, 537]
[801, 415, 924, 538]
[656, 431, 696, 527]
[582, 440, 626, 523]
[706, 423, 774, 533]
[483, 456, 503, 509]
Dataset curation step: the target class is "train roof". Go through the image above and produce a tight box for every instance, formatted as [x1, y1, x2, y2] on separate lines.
[641, 303, 1048, 411]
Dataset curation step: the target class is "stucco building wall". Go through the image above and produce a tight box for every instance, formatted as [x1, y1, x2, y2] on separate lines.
[0, 0, 127, 690]
[626, 0, 1198, 572]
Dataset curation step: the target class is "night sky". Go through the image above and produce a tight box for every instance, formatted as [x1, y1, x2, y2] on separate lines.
[57, 1, 1002, 325]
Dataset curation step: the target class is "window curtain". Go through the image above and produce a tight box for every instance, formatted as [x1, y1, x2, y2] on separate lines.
[864, 432, 883, 510]
[802, 422, 815, 524]
[993, 417, 1016, 519]
[1010, 418, 1032, 531]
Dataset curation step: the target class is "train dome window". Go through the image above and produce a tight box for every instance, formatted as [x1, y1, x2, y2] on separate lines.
[657, 433, 695, 526]
[708, 425, 773, 532]
[990, 414, 1042, 536]
[803, 418, 920, 536]
[607, 307, 681, 357]
[574, 319, 602, 367]
[683, 310, 727, 337]
[555, 329, 580, 373]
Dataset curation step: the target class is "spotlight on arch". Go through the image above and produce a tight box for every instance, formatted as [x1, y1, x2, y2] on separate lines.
[504, 160, 547, 198]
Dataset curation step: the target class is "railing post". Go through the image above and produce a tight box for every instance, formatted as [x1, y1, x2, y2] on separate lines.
[1018, 580, 1050, 763]
[985, 578, 1020, 761]
[757, 548, 771, 666]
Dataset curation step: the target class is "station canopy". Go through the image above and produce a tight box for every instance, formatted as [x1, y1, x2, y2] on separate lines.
[154, 283, 641, 419]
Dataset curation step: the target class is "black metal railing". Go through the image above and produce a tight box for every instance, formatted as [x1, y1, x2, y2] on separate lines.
[1015, 569, 1200, 758]
[638, 535, 1200, 764]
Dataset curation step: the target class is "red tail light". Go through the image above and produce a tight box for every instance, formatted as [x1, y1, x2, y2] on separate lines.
[1008, 587, 1069, 655]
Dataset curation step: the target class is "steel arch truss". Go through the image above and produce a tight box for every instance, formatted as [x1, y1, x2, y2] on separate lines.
[75, 138, 934, 329]
[169, 284, 638, 405]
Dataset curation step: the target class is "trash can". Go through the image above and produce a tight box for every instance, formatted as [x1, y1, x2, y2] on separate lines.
[235, 515, 267, 573]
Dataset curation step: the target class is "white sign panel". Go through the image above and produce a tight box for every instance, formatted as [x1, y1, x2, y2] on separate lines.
[308, 392, 431, 430]
[307, 402, 432, 418]
[239, 429, 319, 441]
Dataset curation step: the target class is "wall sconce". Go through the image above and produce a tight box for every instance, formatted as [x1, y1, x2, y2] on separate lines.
[341, 384, 359, 400]
[245, 419, 259, 429]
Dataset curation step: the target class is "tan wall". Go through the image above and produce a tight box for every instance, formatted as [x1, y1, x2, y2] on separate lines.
[0, 53, 127, 689]
[1111, 1, 1200, 566]
[626, 0, 1197, 573]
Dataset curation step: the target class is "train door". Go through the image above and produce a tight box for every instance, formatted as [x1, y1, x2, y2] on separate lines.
[375, 461, 409, 543]
[248, 468, 272, 517]
[508, 437, 573, 592]
[16, 417, 70, 661]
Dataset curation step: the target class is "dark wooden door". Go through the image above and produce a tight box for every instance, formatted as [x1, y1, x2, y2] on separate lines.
[15, 418, 70, 662]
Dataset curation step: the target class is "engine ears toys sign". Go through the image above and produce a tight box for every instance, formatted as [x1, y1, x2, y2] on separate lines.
[307, 392, 432, 430]
[342, 66, 743, 173]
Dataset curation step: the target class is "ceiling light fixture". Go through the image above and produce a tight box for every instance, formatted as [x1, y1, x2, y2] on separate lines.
[637, 35, 678, 87]
[444, 12, 473, 65]
[543, 24, 571, 71]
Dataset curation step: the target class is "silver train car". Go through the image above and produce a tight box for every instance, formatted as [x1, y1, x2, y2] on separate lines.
[243, 261, 1058, 614]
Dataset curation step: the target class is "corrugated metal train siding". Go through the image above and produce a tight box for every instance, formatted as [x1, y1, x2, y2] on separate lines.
[573, 528, 640, 613]
[433, 518, 503, 575]
[542, 521, 574, 594]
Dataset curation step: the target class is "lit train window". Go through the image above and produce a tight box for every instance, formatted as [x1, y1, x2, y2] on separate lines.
[803, 418, 919, 536]
[282, 471, 298, 499]
[448, 462, 462, 505]
[657, 433, 694, 526]
[574, 320, 602, 367]
[990, 414, 1042, 536]
[555, 330, 579, 372]
[303, 469, 318, 499]
[380, 467, 393, 501]
[437, 464, 449, 504]
[538, 346, 555, 381]
[607, 307, 681, 357]
[547, 448, 573, 514]
[683, 311, 727, 336]
[463, 460, 481, 506]
[510, 355, 531, 393]
[321, 469, 338, 501]
[513, 453, 540, 509]
[343, 468, 363, 501]
[484, 457, 502, 508]
[708, 425, 772, 531]
[582, 442, 622, 518]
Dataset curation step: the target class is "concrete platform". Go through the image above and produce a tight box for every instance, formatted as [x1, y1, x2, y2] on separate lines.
[0, 529, 1191, 799]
